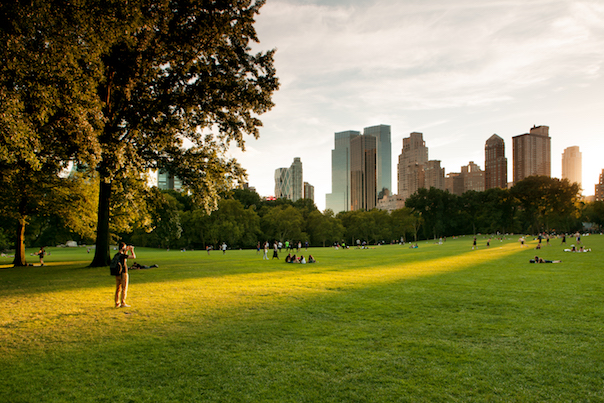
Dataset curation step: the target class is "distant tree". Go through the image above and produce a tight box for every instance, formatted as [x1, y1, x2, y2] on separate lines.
[337, 210, 378, 245]
[307, 209, 344, 247]
[511, 176, 581, 233]
[390, 207, 421, 242]
[405, 188, 460, 239]
[367, 209, 391, 243]
[474, 187, 517, 234]
[179, 208, 211, 250]
[231, 188, 263, 210]
[207, 199, 260, 248]
[141, 189, 183, 249]
[261, 205, 304, 243]
[582, 201, 604, 231]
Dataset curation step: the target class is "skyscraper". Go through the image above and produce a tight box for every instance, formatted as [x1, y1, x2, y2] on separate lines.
[326, 130, 360, 213]
[462, 161, 485, 192]
[274, 157, 304, 202]
[397, 132, 428, 200]
[363, 125, 392, 198]
[485, 134, 508, 189]
[596, 170, 604, 201]
[424, 160, 445, 190]
[157, 170, 182, 191]
[350, 134, 377, 211]
[562, 146, 582, 190]
[512, 125, 551, 184]
[304, 182, 314, 202]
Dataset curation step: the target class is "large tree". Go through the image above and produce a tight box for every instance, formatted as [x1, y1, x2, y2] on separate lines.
[89, 0, 278, 266]
[0, 0, 103, 266]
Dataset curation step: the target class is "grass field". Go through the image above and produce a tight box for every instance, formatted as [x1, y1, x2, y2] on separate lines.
[1, 235, 603, 402]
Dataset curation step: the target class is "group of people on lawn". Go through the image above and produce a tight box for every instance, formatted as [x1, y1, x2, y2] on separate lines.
[285, 253, 315, 264]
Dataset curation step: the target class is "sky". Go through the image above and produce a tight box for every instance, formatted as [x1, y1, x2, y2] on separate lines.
[228, 0, 604, 211]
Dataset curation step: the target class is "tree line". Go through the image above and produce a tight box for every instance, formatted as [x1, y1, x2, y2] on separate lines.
[2, 174, 602, 253]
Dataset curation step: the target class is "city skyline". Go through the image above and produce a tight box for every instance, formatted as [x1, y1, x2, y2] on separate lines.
[227, 0, 604, 210]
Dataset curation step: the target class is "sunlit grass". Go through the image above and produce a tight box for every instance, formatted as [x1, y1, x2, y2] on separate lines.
[1, 235, 603, 402]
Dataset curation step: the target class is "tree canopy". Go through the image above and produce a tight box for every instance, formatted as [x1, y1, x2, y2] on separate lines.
[1, 0, 279, 266]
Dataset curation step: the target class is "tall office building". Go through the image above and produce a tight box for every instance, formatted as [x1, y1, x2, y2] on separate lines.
[512, 125, 551, 183]
[485, 134, 507, 189]
[397, 132, 428, 200]
[462, 161, 485, 192]
[424, 160, 445, 190]
[274, 157, 304, 202]
[445, 172, 464, 196]
[596, 170, 604, 201]
[350, 134, 377, 211]
[274, 168, 290, 199]
[304, 182, 315, 202]
[326, 130, 360, 213]
[158, 170, 182, 191]
[363, 125, 392, 198]
[562, 146, 582, 190]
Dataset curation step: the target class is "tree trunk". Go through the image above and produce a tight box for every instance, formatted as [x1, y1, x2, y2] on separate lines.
[90, 180, 112, 267]
[12, 217, 27, 267]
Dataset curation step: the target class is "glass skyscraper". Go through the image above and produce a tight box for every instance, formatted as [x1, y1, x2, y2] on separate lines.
[326, 130, 360, 213]
[363, 125, 392, 198]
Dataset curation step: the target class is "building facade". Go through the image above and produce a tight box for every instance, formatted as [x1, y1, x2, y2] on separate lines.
[424, 160, 445, 190]
[397, 132, 429, 200]
[561, 146, 582, 191]
[445, 172, 465, 196]
[376, 189, 405, 213]
[462, 161, 485, 192]
[512, 125, 551, 184]
[326, 130, 360, 213]
[157, 170, 182, 191]
[350, 134, 377, 211]
[274, 157, 304, 202]
[363, 125, 392, 198]
[596, 169, 604, 201]
[485, 134, 507, 189]
[304, 182, 315, 202]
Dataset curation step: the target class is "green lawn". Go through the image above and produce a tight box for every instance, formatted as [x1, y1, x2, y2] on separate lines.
[1, 235, 603, 402]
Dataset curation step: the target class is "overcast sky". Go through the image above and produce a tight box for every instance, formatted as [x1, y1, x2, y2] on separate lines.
[229, 0, 604, 210]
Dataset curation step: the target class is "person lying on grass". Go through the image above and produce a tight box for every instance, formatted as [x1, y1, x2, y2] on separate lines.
[530, 256, 562, 263]
[130, 262, 159, 270]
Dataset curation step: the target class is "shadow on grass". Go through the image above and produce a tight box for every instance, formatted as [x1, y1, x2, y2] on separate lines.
[6, 242, 602, 401]
[3, 244, 604, 401]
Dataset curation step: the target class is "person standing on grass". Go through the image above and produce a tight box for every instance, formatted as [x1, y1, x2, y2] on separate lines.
[36, 247, 46, 266]
[263, 241, 269, 260]
[115, 242, 136, 308]
[272, 242, 279, 259]
[472, 237, 477, 250]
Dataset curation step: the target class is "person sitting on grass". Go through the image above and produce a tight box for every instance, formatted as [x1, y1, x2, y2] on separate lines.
[285, 253, 292, 263]
[308, 255, 316, 263]
[300, 255, 306, 264]
[530, 255, 561, 263]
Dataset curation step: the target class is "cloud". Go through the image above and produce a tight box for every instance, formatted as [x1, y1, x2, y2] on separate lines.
[240, 0, 604, 206]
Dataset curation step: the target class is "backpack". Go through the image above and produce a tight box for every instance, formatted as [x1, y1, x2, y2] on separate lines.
[110, 253, 123, 276]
